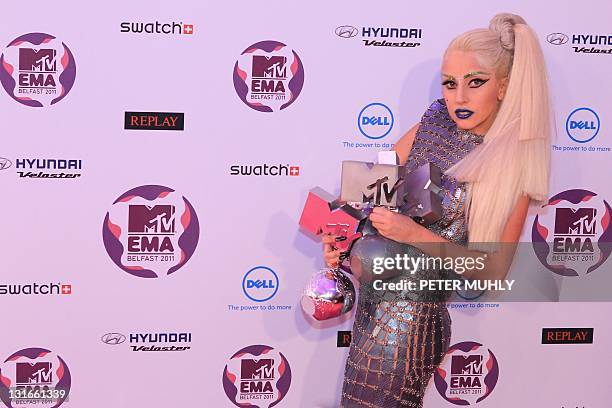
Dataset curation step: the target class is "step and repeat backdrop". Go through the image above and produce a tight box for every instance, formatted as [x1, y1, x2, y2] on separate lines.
[0, 0, 611, 407]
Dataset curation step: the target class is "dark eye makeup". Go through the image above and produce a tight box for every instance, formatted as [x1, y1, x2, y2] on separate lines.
[442, 80, 457, 89]
[469, 78, 489, 88]
[441, 77, 489, 89]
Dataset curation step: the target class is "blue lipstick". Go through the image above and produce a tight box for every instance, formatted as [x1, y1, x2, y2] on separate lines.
[455, 109, 474, 119]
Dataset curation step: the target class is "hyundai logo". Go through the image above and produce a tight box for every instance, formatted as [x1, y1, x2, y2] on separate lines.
[547, 33, 569, 45]
[335, 25, 359, 39]
[101, 333, 127, 345]
[0, 157, 12, 170]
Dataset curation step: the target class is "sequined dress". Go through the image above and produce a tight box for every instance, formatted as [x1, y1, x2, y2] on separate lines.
[340, 99, 484, 407]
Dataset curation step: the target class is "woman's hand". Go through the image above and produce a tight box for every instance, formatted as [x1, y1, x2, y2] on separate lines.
[322, 234, 342, 268]
[369, 207, 421, 243]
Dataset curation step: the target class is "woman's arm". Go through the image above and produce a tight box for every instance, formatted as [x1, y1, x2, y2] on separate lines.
[369, 195, 531, 281]
[392, 123, 420, 165]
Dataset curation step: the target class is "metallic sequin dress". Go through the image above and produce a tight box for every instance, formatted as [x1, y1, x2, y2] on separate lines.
[340, 99, 484, 408]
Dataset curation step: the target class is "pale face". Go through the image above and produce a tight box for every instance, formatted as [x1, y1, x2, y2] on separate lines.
[441, 50, 507, 135]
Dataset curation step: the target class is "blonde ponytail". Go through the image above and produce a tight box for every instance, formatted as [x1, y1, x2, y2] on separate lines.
[446, 13, 552, 243]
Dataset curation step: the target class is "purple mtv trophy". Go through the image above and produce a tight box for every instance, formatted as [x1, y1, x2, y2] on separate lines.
[299, 152, 444, 320]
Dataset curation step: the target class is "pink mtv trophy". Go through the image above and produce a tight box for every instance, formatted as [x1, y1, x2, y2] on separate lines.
[299, 153, 444, 320]
[298, 188, 367, 321]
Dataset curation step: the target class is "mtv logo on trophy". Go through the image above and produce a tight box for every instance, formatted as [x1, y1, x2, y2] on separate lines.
[340, 161, 408, 207]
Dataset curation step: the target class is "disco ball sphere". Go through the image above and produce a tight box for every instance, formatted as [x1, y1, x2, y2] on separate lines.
[301, 268, 356, 320]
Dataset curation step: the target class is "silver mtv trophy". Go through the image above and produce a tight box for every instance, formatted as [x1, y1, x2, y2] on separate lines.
[340, 153, 443, 225]
[299, 152, 444, 320]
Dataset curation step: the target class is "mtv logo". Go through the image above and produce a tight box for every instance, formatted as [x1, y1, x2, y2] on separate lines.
[16, 362, 53, 385]
[554, 208, 597, 235]
[19, 48, 57, 72]
[252, 56, 287, 78]
[240, 359, 274, 380]
[340, 161, 408, 207]
[451, 355, 483, 375]
[128, 205, 176, 234]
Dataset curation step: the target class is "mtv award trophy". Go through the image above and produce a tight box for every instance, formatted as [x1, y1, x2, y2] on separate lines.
[299, 152, 444, 321]
[298, 188, 367, 321]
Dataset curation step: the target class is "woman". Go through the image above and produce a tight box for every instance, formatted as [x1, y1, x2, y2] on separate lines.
[323, 13, 551, 407]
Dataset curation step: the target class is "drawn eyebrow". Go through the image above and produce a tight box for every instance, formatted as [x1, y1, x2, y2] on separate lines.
[463, 71, 490, 79]
[441, 74, 456, 81]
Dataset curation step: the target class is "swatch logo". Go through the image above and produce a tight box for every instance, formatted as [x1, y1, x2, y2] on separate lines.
[542, 328, 594, 344]
[0, 283, 72, 295]
[230, 164, 300, 176]
[120, 22, 194, 35]
[124, 112, 185, 131]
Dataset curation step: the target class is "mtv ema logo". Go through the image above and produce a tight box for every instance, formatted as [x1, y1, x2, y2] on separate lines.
[532, 189, 612, 276]
[0, 347, 71, 408]
[0, 33, 76, 107]
[233, 40, 304, 112]
[222, 345, 291, 408]
[434, 341, 499, 405]
[102, 185, 200, 278]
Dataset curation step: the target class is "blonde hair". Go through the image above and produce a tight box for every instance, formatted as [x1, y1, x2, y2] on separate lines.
[445, 13, 551, 243]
